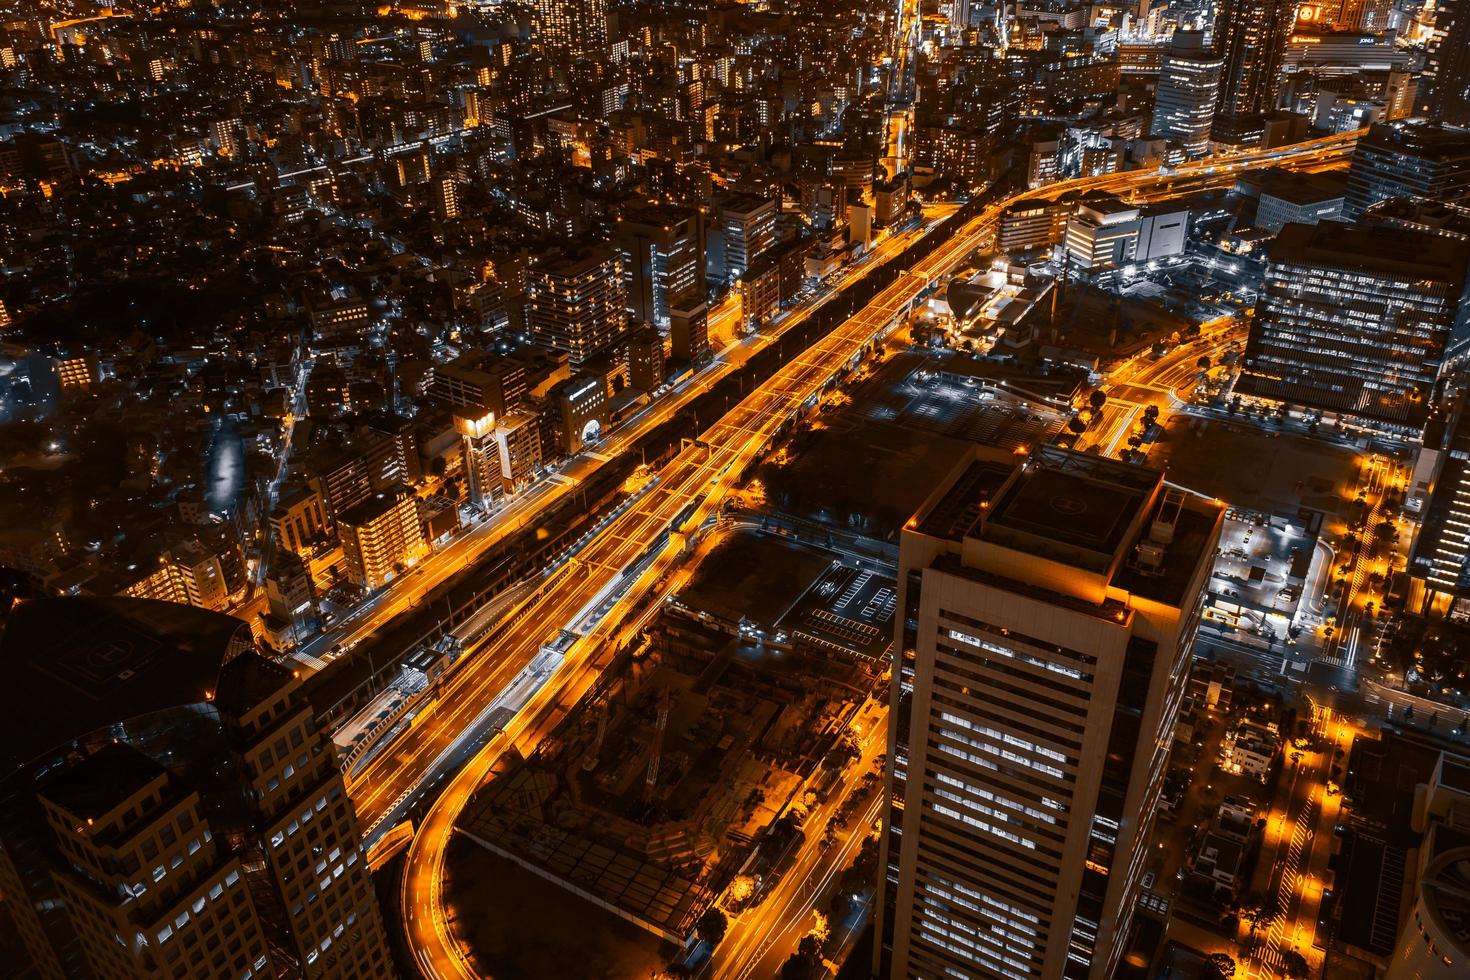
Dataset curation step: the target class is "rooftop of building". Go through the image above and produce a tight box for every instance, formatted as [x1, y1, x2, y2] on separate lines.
[335, 486, 411, 527]
[1269, 219, 1470, 284]
[1239, 166, 1346, 205]
[981, 445, 1162, 571]
[1360, 121, 1470, 158]
[214, 651, 294, 720]
[0, 596, 250, 774]
[37, 740, 169, 822]
[910, 445, 1223, 607]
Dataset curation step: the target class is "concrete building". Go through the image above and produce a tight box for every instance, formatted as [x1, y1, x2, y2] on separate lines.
[1064, 195, 1189, 270]
[1386, 752, 1470, 979]
[1236, 221, 1470, 429]
[1213, 0, 1296, 132]
[1344, 123, 1470, 219]
[271, 487, 330, 556]
[710, 193, 776, 284]
[0, 601, 394, 980]
[336, 487, 426, 591]
[1418, 0, 1470, 127]
[875, 446, 1223, 979]
[528, 248, 627, 365]
[427, 352, 528, 418]
[615, 205, 704, 328]
[1236, 168, 1346, 232]
[1149, 31, 1220, 157]
[669, 290, 711, 367]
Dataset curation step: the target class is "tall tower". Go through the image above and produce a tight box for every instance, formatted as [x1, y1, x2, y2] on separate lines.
[874, 446, 1222, 979]
[213, 654, 395, 978]
[1212, 0, 1296, 131]
[1150, 31, 1222, 157]
[1420, 0, 1470, 127]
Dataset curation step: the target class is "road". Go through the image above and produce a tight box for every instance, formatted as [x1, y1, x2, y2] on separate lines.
[1243, 702, 1354, 980]
[709, 703, 887, 980]
[380, 129, 1367, 978]
[292, 207, 949, 672]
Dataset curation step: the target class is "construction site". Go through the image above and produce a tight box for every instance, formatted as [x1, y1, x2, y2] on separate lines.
[452, 529, 889, 951]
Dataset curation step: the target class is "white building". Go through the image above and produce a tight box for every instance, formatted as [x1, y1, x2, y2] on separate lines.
[875, 446, 1223, 979]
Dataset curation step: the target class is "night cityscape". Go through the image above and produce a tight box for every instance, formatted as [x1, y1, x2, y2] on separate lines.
[4, 0, 1470, 979]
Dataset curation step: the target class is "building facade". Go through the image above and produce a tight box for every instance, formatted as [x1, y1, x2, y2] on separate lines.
[875, 446, 1222, 979]
[1236, 221, 1470, 429]
[1149, 31, 1220, 157]
[528, 248, 628, 365]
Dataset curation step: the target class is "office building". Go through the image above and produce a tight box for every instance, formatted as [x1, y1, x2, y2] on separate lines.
[1236, 168, 1346, 232]
[271, 486, 330, 556]
[1344, 123, 1470, 219]
[1063, 194, 1189, 270]
[874, 446, 1223, 978]
[1236, 221, 1470, 429]
[454, 410, 503, 509]
[428, 351, 528, 418]
[1149, 31, 1221, 156]
[532, 0, 607, 57]
[1213, 0, 1296, 132]
[0, 599, 393, 980]
[1419, 0, 1470, 127]
[710, 193, 777, 285]
[669, 290, 711, 366]
[528, 248, 627, 364]
[616, 205, 705, 328]
[1384, 751, 1470, 979]
[336, 487, 426, 591]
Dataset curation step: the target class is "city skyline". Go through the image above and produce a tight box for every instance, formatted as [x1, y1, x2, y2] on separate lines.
[5, 1, 1470, 979]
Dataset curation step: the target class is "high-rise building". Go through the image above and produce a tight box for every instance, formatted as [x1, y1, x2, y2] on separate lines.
[615, 205, 705, 328]
[874, 446, 1222, 979]
[336, 486, 427, 591]
[528, 248, 628, 364]
[710, 193, 777, 285]
[0, 599, 393, 980]
[1212, 0, 1296, 130]
[1149, 31, 1221, 156]
[1419, 0, 1470, 127]
[1236, 221, 1470, 429]
[1345, 123, 1470, 218]
[669, 290, 711, 367]
[532, 0, 607, 57]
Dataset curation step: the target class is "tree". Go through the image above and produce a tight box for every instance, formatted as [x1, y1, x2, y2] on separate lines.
[1279, 950, 1309, 978]
[1197, 355, 1212, 370]
[778, 935, 825, 980]
[1089, 390, 1108, 411]
[1374, 521, 1397, 544]
[1067, 416, 1088, 435]
[696, 908, 729, 947]
[1204, 952, 1237, 979]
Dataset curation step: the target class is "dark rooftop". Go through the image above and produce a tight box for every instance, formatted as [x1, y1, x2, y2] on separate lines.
[913, 458, 1014, 540]
[1270, 220, 1470, 284]
[37, 741, 169, 822]
[0, 597, 249, 775]
[981, 445, 1161, 571]
[215, 652, 294, 720]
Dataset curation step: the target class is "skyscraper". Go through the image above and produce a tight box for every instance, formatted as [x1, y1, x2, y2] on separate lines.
[1236, 221, 1470, 429]
[615, 205, 705, 328]
[875, 446, 1222, 979]
[1212, 0, 1296, 132]
[0, 599, 394, 980]
[1420, 0, 1470, 127]
[1149, 31, 1221, 156]
[528, 247, 628, 363]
